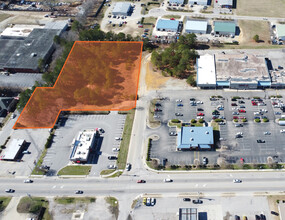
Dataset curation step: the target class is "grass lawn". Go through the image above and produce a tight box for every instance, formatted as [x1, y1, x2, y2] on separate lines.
[31, 148, 48, 175]
[117, 109, 135, 169]
[0, 13, 11, 23]
[105, 196, 119, 219]
[54, 197, 96, 205]
[100, 169, 115, 175]
[143, 16, 157, 24]
[211, 122, 219, 131]
[57, 165, 91, 175]
[237, 0, 285, 17]
[162, 15, 181, 19]
[0, 197, 11, 212]
[106, 171, 123, 178]
[238, 20, 271, 46]
[17, 197, 51, 220]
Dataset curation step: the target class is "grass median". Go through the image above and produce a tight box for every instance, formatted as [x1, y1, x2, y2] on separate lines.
[54, 197, 96, 204]
[0, 197, 12, 212]
[117, 109, 135, 169]
[57, 165, 91, 175]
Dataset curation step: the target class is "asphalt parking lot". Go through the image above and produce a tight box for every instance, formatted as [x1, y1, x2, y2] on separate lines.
[131, 195, 270, 220]
[149, 90, 285, 165]
[43, 113, 126, 176]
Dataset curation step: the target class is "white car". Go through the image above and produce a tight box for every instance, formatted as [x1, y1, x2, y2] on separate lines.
[236, 132, 243, 135]
[23, 179, 33, 183]
[151, 198, 156, 206]
[264, 131, 271, 135]
[176, 99, 182, 102]
[233, 179, 242, 183]
[115, 137, 123, 140]
[107, 164, 117, 169]
[164, 178, 173, 182]
[112, 148, 120, 152]
[196, 101, 203, 104]
[196, 116, 204, 119]
[146, 197, 151, 206]
[281, 130, 285, 133]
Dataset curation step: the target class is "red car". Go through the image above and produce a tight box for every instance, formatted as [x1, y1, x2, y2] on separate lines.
[137, 180, 146, 183]
[252, 102, 257, 106]
[212, 116, 218, 119]
[170, 18, 175, 20]
[239, 116, 246, 119]
[231, 103, 237, 106]
[197, 113, 204, 116]
[233, 116, 239, 119]
[239, 109, 246, 113]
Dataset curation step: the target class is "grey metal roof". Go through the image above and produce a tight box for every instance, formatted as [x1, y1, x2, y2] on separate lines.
[0, 38, 22, 70]
[4, 28, 59, 71]
[112, 2, 131, 14]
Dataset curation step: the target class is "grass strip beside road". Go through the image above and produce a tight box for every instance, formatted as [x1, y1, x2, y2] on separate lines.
[54, 197, 96, 204]
[0, 197, 12, 212]
[100, 169, 115, 175]
[57, 165, 91, 175]
[117, 109, 135, 169]
[106, 171, 123, 178]
[17, 197, 51, 220]
[31, 148, 48, 175]
[105, 196, 119, 219]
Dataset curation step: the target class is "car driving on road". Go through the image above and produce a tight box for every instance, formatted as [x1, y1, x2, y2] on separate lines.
[75, 190, 83, 194]
[5, 189, 15, 193]
[233, 179, 242, 183]
[24, 179, 33, 183]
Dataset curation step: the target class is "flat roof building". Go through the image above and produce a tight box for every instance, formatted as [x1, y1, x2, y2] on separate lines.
[217, 0, 233, 8]
[215, 54, 271, 89]
[112, 2, 131, 16]
[169, 0, 184, 5]
[214, 21, 236, 35]
[1, 139, 26, 161]
[189, 0, 209, 5]
[177, 127, 214, 151]
[70, 129, 97, 163]
[156, 19, 179, 32]
[276, 24, 285, 41]
[185, 20, 208, 34]
[197, 54, 216, 88]
[4, 29, 59, 73]
[179, 208, 198, 220]
[0, 24, 44, 38]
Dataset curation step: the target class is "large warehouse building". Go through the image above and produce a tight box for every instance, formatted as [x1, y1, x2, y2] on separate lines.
[177, 127, 214, 151]
[196, 54, 271, 89]
[189, 0, 209, 5]
[156, 19, 179, 32]
[112, 2, 132, 16]
[217, 0, 233, 8]
[276, 24, 285, 41]
[214, 21, 236, 36]
[185, 20, 208, 34]
[0, 21, 68, 73]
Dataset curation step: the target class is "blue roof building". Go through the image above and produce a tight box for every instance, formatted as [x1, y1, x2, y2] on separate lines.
[156, 19, 179, 32]
[169, 0, 184, 5]
[177, 127, 214, 150]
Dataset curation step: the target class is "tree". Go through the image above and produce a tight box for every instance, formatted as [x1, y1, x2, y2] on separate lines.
[253, 34, 259, 43]
[37, 58, 45, 72]
[71, 20, 83, 33]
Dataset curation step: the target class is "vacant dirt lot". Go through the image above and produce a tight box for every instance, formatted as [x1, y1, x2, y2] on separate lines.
[237, 0, 285, 17]
[238, 20, 271, 46]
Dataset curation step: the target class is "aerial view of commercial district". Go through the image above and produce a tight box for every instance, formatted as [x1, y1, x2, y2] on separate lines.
[0, 0, 285, 219]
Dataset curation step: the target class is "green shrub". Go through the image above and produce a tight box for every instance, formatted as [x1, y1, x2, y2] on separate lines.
[242, 118, 247, 122]
[255, 118, 261, 123]
[232, 96, 241, 99]
[263, 118, 269, 122]
[242, 164, 251, 169]
[171, 119, 180, 123]
[234, 119, 238, 122]
[198, 119, 204, 123]
[253, 96, 260, 99]
[146, 138, 152, 161]
[214, 118, 223, 122]
[191, 119, 196, 123]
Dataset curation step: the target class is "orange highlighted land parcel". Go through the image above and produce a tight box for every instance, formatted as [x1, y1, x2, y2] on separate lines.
[14, 41, 143, 129]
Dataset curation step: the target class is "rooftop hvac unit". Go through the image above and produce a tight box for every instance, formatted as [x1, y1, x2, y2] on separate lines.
[205, 131, 209, 134]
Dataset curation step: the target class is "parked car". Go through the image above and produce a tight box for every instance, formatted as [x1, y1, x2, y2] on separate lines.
[75, 190, 83, 194]
[146, 197, 151, 206]
[151, 198, 156, 206]
[238, 100, 245, 104]
[235, 123, 243, 127]
[190, 98, 195, 101]
[112, 148, 120, 152]
[233, 179, 242, 183]
[177, 103, 183, 107]
[239, 109, 246, 113]
[233, 116, 239, 119]
[169, 131, 177, 136]
[281, 130, 285, 133]
[235, 134, 243, 138]
[197, 108, 204, 111]
[108, 156, 118, 160]
[175, 113, 183, 116]
[219, 122, 226, 125]
[126, 163, 131, 171]
[275, 112, 281, 115]
[232, 112, 239, 115]
[271, 211, 279, 216]
[107, 164, 117, 169]
[24, 179, 33, 183]
[176, 99, 182, 102]
[202, 157, 208, 165]
[183, 198, 191, 201]
[197, 113, 204, 116]
[257, 139, 265, 143]
[239, 105, 246, 108]
[231, 103, 237, 106]
[22, 150, 31, 154]
[5, 189, 15, 193]
[115, 137, 123, 140]
[137, 180, 146, 183]
[192, 199, 203, 204]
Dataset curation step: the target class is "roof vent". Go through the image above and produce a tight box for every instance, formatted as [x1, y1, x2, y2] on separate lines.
[190, 129, 194, 132]
[205, 131, 209, 134]
[31, 53, 37, 57]
[190, 138, 194, 141]
[16, 53, 21, 56]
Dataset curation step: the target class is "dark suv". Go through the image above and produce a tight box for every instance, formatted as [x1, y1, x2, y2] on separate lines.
[108, 156, 118, 160]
